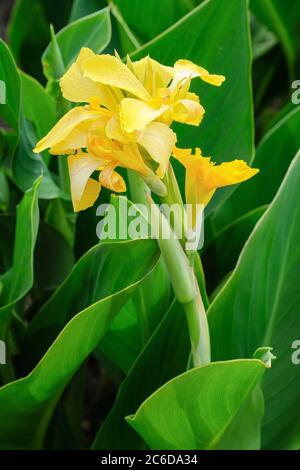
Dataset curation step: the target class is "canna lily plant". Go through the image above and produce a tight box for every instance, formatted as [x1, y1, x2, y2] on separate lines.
[34, 49, 258, 368]
[2, 0, 300, 452]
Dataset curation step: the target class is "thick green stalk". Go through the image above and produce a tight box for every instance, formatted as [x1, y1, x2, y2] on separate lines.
[189, 251, 210, 310]
[161, 164, 210, 308]
[161, 164, 185, 244]
[184, 283, 211, 366]
[127, 170, 148, 205]
[127, 169, 211, 366]
[148, 194, 211, 366]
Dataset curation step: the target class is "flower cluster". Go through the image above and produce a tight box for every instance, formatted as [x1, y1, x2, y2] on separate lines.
[34, 49, 257, 222]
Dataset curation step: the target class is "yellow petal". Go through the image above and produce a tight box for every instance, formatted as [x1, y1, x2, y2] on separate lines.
[173, 147, 215, 226]
[99, 163, 126, 192]
[88, 134, 119, 162]
[114, 143, 151, 176]
[172, 146, 210, 169]
[172, 99, 205, 126]
[131, 56, 173, 92]
[60, 48, 119, 110]
[106, 116, 132, 144]
[137, 122, 177, 177]
[204, 160, 259, 192]
[185, 173, 213, 228]
[75, 178, 101, 212]
[82, 54, 151, 101]
[33, 107, 105, 154]
[173, 59, 225, 86]
[68, 152, 102, 211]
[50, 120, 94, 155]
[173, 147, 259, 228]
[88, 125, 150, 176]
[120, 98, 167, 132]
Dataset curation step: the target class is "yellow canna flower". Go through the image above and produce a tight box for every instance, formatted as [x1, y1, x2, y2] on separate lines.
[33, 104, 152, 212]
[117, 56, 225, 133]
[59, 49, 224, 172]
[173, 147, 259, 228]
[33, 49, 225, 213]
[67, 152, 127, 212]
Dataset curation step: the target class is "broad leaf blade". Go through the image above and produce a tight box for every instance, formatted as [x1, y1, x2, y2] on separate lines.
[42, 8, 111, 79]
[250, 0, 300, 70]
[212, 106, 300, 233]
[20, 71, 56, 140]
[127, 359, 266, 450]
[93, 301, 190, 450]
[100, 258, 172, 373]
[208, 150, 300, 449]
[0, 239, 158, 449]
[0, 177, 41, 311]
[23, 239, 159, 370]
[0, 39, 20, 132]
[204, 206, 266, 292]
[12, 116, 62, 199]
[114, 0, 192, 43]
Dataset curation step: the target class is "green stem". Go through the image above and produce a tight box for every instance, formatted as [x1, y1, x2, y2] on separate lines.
[149, 195, 210, 367]
[184, 282, 211, 367]
[189, 251, 210, 310]
[161, 164, 186, 245]
[127, 169, 148, 205]
[127, 169, 211, 367]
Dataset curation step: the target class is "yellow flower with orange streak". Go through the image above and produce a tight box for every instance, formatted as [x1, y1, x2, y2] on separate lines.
[173, 147, 259, 228]
[33, 48, 225, 212]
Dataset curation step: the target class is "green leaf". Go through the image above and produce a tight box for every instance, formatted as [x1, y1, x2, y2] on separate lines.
[7, 0, 49, 64]
[100, 258, 172, 373]
[204, 206, 266, 292]
[12, 115, 62, 199]
[251, 15, 277, 60]
[0, 215, 15, 274]
[97, 195, 173, 372]
[250, 0, 300, 71]
[22, 239, 159, 371]
[132, 0, 254, 212]
[208, 150, 300, 449]
[16, 72, 62, 199]
[42, 8, 111, 79]
[93, 300, 189, 450]
[127, 359, 266, 450]
[45, 198, 75, 247]
[109, 1, 141, 55]
[211, 106, 300, 233]
[0, 177, 41, 328]
[113, 0, 193, 44]
[0, 39, 20, 132]
[0, 173, 9, 212]
[20, 71, 56, 140]
[0, 239, 159, 449]
[69, 0, 107, 22]
[34, 221, 74, 295]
